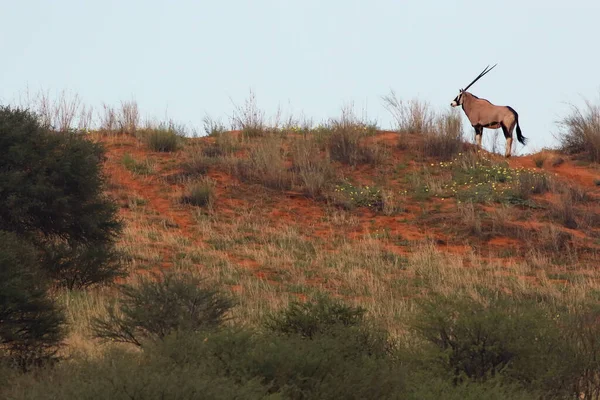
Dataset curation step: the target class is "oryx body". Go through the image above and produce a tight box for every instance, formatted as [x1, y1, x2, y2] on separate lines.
[450, 65, 526, 157]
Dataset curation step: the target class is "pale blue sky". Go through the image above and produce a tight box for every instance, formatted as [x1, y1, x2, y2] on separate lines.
[2, 0, 599, 152]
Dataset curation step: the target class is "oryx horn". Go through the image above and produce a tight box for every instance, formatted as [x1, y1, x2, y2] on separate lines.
[463, 64, 497, 92]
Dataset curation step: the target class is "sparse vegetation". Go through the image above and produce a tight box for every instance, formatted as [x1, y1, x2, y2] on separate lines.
[557, 94, 600, 162]
[142, 125, 181, 152]
[330, 181, 384, 211]
[181, 177, 216, 208]
[325, 107, 382, 166]
[291, 135, 335, 197]
[382, 90, 434, 134]
[121, 153, 154, 175]
[3, 90, 600, 399]
[420, 109, 464, 160]
[533, 152, 547, 168]
[235, 134, 293, 190]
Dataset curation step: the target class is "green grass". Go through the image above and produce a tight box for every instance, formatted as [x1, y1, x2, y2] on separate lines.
[121, 153, 154, 175]
[141, 128, 180, 152]
[330, 182, 384, 211]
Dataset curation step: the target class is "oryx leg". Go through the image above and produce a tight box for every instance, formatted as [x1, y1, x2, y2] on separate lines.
[501, 122, 513, 157]
[473, 125, 483, 148]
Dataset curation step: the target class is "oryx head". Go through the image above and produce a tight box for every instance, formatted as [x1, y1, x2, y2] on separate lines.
[451, 64, 497, 107]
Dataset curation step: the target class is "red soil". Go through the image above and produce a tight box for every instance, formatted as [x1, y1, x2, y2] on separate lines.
[97, 132, 600, 290]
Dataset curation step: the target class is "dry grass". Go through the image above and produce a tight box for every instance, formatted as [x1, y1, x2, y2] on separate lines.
[326, 110, 383, 166]
[382, 90, 434, 134]
[532, 152, 548, 168]
[99, 103, 119, 133]
[420, 109, 464, 160]
[17, 89, 86, 132]
[181, 177, 216, 209]
[231, 90, 270, 138]
[557, 95, 600, 162]
[235, 134, 293, 190]
[290, 136, 335, 198]
[202, 131, 240, 157]
[181, 147, 214, 176]
[118, 100, 139, 134]
[457, 201, 483, 237]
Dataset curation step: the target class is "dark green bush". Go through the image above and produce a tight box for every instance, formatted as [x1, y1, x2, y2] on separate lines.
[0, 231, 65, 370]
[92, 271, 234, 347]
[1, 346, 270, 400]
[266, 294, 366, 338]
[41, 241, 123, 290]
[266, 294, 393, 359]
[158, 328, 405, 400]
[412, 293, 578, 396]
[0, 106, 123, 289]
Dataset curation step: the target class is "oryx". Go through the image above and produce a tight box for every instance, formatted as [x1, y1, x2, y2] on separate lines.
[451, 64, 526, 157]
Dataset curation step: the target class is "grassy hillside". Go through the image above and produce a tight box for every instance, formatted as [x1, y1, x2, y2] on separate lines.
[53, 107, 599, 350]
[3, 96, 600, 398]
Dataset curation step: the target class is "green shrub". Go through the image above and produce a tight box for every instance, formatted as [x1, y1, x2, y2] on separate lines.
[405, 374, 537, 400]
[160, 327, 404, 399]
[2, 328, 405, 400]
[266, 294, 366, 338]
[1, 345, 270, 400]
[144, 128, 180, 152]
[266, 294, 393, 358]
[0, 231, 65, 370]
[563, 305, 600, 400]
[412, 294, 577, 396]
[92, 271, 234, 347]
[40, 240, 124, 290]
[0, 106, 123, 289]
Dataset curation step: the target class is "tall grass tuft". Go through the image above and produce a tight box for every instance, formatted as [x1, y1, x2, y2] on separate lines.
[142, 125, 181, 152]
[231, 90, 268, 138]
[421, 109, 464, 159]
[182, 177, 216, 208]
[291, 136, 335, 197]
[557, 95, 600, 162]
[327, 107, 382, 166]
[235, 134, 293, 190]
[382, 90, 434, 134]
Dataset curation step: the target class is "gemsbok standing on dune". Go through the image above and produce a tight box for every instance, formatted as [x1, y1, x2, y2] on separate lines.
[450, 64, 527, 157]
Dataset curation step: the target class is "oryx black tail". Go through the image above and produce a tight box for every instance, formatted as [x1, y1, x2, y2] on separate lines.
[507, 106, 526, 145]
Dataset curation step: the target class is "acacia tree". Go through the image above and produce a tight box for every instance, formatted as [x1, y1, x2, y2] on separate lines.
[0, 231, 65, 369]
[0, 106, 124, 288]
